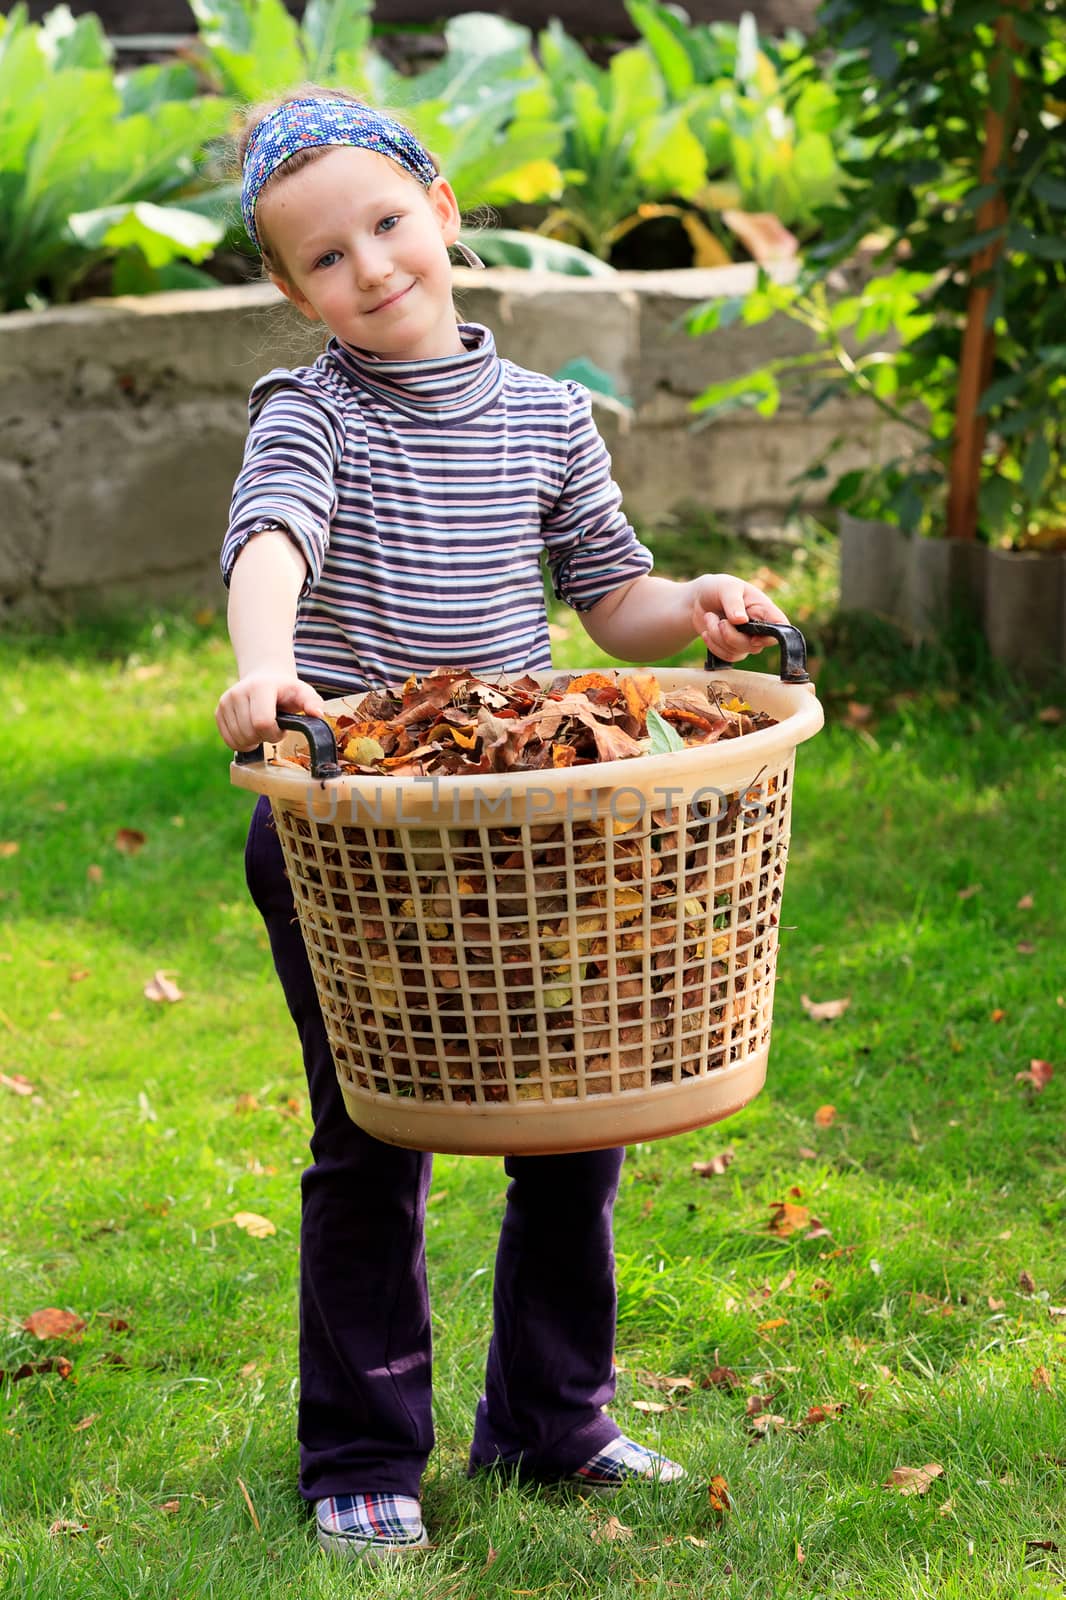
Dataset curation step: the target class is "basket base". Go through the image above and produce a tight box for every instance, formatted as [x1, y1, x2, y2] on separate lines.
[337, 1052, 768, 1156]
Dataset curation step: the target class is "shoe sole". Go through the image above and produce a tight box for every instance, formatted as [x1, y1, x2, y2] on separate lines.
[317, 1527, 430, 1561]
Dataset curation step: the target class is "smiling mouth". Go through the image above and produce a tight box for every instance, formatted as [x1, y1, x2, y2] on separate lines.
[368, 283, 413, 314]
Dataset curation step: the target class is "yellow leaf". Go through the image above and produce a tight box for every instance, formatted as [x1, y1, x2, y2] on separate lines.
[232, 1212, 276, 1239]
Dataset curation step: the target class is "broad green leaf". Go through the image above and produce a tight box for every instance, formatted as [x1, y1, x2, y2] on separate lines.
[469, 228, 614, 276]
[647, 706, 686, 754]
[302, 0, 371, 80]
[67, 202, 224, 267]
[626, 0, 696, 99]
[39, 6, 111, 70]
[553, 357, 628, 401]
[119, 61, 201, 115]
[1021, 433, 1052, 502]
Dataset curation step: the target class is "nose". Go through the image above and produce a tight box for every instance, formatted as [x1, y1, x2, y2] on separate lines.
[352, 238, 393, 293]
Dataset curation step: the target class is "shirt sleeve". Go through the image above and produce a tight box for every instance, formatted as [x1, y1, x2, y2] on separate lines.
[221, 368, 345, 594]
[542, 381, 653, 613]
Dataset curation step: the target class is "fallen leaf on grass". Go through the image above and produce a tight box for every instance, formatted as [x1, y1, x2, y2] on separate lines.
[796, 1402, 846, 1428]
[631, 1399, 673, 1414]
[234, 1093, 261, 1113]
[810, 1278, 833, 1300]
[1032, 1366, 1053, 1391]
[988, 1296, 1006, 1311]
[232, 1212, 276, 1239]
[48, 1520, 88, 1537]
[1019, 1270, 1037, 1295]
[68, 969, 90, 983]
[1048, 1305, 1066, 1321]
[801, 994, 851, 1021]
[1016, 893, 1034, 910]
[814, 1104, 837, 1126]
[768, 1199, 809, 1237]
[883, 1463, 944, 1496]
[691, 1147, 734, 1177]
[1, 1072, 35, 1096]
[798, 1145, 817, 1159]
[1016, 941, 1036, 955]
[144, 971, 183, 1003]
[990, 1008, 1006, 1023]
[24, 1308, 86, 1340]
[114, 828, 146, 855]
[160, 1500, 181, 1515]
[1036, 705, 1062, 724]
[72, 1413, 99, 1432]
[707, 1476, 731, 1516]
[841, 701, 875, 728]
[0, 841, 19, 857]
[590, 1516, 633, 1543]
[1, 1356, 73, 1383]
[749, 1412, 787, 1435]
[756, 1318, 788, 1333]
[701, 1366, 743, 1390]
[1016, 1059, 1054, 1091]
[956, 884, 982, 900]
[236, 1476, 261, 1534]
[87, 864, 103, 884]
[796, 1541, 805, 1564]
[1026, 1539, 1060, 1553]
[636, 1371, 696, 1394]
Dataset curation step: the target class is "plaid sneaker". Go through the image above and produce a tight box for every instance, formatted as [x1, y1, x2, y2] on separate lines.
[570, 1435, 687, 1493]
[314, 1492, 429, 1560]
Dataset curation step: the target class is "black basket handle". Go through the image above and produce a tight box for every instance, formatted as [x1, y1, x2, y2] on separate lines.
[705, 620, 810, 684]
[234, 713, 342, 779]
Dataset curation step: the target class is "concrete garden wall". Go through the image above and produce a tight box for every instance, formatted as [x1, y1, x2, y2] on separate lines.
[0, 265, 889, 615]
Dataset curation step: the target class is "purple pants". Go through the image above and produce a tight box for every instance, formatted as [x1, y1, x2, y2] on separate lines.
[245, 796, 624, 1500]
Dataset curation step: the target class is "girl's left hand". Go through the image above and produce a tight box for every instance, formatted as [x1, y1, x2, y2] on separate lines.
[691, 574, 790, 663]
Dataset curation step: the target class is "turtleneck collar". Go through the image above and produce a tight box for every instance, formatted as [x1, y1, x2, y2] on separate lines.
[326, 322, 503, 425]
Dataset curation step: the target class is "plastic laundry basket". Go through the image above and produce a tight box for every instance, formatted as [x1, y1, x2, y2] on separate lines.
[232, 623, 823, 1155]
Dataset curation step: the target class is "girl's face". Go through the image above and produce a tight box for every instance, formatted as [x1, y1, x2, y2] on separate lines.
[259, 145, 465, 361]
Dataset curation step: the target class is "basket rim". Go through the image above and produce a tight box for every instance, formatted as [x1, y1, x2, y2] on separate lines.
[231, 664, 823, 805]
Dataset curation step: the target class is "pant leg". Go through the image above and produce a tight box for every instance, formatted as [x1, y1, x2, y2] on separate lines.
[468, 1147, 625, 1481]
[245, 795, 434, 1501]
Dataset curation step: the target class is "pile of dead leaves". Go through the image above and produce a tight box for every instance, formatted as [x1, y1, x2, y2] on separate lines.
[277, 666, 778, 778]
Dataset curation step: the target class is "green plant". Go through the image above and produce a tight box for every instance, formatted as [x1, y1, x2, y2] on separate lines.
[628, 0, 849, 233]
[365, 14, 564, 213]
[188, 0, 373, 101]
[686, 0, 1066, 547]
[534, 19, 718, 262]
[0, 5, 232, 310]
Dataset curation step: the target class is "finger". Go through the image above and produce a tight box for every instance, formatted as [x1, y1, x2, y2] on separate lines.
[717, 577, 751, 627]
[743, 590, 791, 626]
[701, 617, 749, 662]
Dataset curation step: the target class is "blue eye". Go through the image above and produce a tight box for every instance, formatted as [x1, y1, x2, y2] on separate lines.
[378, 215, 400, 234]
[314, 250, 341, 270]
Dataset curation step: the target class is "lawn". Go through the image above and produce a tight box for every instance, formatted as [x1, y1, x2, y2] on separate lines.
[1, 543, 1063, 1600]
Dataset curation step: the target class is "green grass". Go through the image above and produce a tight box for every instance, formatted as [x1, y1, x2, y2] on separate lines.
[0, 557, 1064, 1599]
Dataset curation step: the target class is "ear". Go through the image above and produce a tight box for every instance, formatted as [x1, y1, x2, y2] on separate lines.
[427, 176, 462, 250]
[270, 272, 321, 323]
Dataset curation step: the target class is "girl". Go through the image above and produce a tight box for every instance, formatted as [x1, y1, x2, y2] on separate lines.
[216, 89, 788, 1562]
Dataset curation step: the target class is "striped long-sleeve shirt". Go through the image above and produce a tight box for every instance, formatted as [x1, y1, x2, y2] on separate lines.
[221, 322, 653, 692]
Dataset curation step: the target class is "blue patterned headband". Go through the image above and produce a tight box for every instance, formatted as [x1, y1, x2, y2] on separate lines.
[240, 97, 439, 249]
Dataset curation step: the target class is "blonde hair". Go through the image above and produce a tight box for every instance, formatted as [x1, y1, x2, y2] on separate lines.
[234, 84, 442, 278]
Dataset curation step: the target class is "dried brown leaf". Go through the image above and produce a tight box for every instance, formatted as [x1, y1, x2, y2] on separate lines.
[114, 828, 146, 855]
[707, 1475, 731, 1516]
[883, 1463, 944, 1496]
[691, 1147, 735, 1178]
[814, 1104, 837, 1126]
[1, 1072, 35, 1096]
[1032, 1366, 1052, 1391]
[144, 970, 183, 1003]
[801, 994, 851, 1021]
[590, 1515, 633, 1543]
[48, 1519, 88, 1537]
[0, 840, 19, 857]
[1019, 1269, 1037, 1295]
[24, 1308, 86, 1340]
[768, 1200, 809, 1237]
[72, 1413, 99, 1432]
[1016, 1059, 1053, 1091]
[701, 1365, 743, 1390]
[232, 1212, 276, 1239]
[631, 1399, 672, 1414]
[1016, 893, 1034, 910]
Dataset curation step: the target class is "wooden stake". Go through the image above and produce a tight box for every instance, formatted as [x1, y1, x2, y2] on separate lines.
[946, 8, 1023, 541]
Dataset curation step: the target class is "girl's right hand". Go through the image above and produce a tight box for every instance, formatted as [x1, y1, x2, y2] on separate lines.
[215, 672, 327, 753]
